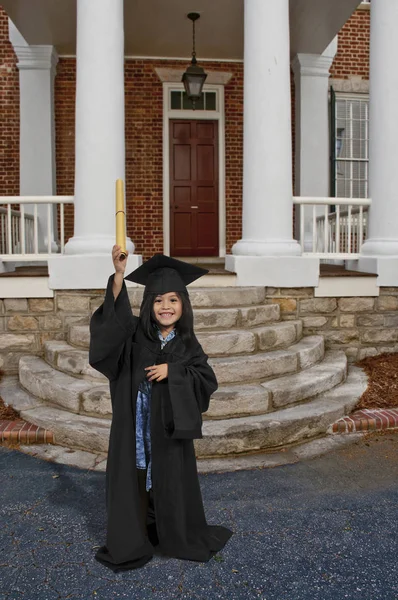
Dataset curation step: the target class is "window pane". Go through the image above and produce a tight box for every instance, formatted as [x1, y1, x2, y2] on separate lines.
[182, 91, 205, 110]
[171, 91, 182, 110]
[334, 96, 369, 198]
[205, 92, 216, 111]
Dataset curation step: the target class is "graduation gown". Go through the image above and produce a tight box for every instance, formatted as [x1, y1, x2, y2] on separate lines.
[89, 274, 233, 572]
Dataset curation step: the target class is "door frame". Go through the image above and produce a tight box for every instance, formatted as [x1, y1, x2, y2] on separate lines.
[162, 82, 226, 257]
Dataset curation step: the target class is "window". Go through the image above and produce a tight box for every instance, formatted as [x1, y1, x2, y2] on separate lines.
[331, 91, 369, 198]
[170, 90, 217, 111]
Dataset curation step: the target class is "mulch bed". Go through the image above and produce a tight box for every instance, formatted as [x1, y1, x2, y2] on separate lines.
[0, 369, 20, 420]
[355, 352, 398, 409]
[0, 369, 23, 448]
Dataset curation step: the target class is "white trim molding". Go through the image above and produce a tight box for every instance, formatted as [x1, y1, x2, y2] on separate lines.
[13, 45, 59, 71]
[162, 82, 226, 257]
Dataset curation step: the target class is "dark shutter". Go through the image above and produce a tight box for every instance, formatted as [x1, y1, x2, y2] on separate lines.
[330, 86, 336, 211]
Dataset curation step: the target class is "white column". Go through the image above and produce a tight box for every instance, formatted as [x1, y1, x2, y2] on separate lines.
[48, 0, 140, 289]
[352, 0, 398, 285]
[225, 0, 318, 287]
[10, 22, 58, 253]
[291, 39, 337, 250]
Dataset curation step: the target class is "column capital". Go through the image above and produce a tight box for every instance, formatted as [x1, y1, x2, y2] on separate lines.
[291, 37, 337, 80]
[291, 53, 335, 79]
[12, 45, 59, 71]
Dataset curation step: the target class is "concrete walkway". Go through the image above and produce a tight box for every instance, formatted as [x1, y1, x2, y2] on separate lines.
[1, 434, 398, 600]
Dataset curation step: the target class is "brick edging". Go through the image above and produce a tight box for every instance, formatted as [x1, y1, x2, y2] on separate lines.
[332, 409, 398, 433]
[0, 420, 54, 444]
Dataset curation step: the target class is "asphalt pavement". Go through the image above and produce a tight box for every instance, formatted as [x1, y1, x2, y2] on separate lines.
[1, 434, 398, 600]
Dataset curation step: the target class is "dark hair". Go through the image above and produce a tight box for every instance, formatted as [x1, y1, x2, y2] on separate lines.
[139, 290, 194, 345]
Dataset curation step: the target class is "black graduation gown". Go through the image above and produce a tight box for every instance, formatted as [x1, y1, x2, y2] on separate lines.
[88, 274, 233, 572]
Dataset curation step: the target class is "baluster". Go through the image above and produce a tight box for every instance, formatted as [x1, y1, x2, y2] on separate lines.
[300, 204, 305, 252]
[359, 206, 364, 251]
[312, 205, 316, 253]
[61, 203, 65, 253]
[47, 204, 52, 253]
[324, 206, 328, 254]
[34, 204, 38, 254]
[20, 205, 26, 254]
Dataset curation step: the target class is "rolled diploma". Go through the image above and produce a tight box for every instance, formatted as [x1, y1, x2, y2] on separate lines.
[115, 179, 127, 258]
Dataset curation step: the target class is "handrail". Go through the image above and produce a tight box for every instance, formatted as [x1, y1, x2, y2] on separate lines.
[294, 196, 371, 258]
[0, 195, 75, 258]
[293, 197, 371, 206]
[0, 196, 74, 204]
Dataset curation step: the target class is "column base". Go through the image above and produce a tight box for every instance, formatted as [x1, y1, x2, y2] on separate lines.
[360, 238, 398, 257]
[225, 255, 319, 287]
[346, 256, 398, 287]
[231, 239, 302, 256]
[48, 253, 142, 290]
[64, 235, 135, 255]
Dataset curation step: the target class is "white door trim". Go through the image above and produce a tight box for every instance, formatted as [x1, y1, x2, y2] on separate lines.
[162, 82, 226, 257]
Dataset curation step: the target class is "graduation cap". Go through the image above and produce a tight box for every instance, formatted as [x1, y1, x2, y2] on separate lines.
[124, 254, 209, 294]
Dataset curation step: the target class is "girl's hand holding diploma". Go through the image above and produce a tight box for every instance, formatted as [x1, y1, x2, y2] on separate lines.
[145, 364, 168, 382]
[112, 245, 129, 300]
[112, 244, 129, 274]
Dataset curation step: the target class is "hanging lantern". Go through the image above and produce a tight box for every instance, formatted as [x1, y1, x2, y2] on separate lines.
[182, 13, 207, 109]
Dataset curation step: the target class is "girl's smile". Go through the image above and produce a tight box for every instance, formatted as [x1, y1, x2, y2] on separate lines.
[153, 292, 183, 336]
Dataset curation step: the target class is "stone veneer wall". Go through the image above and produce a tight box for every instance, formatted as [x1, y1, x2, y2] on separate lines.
[269, 288, 398, 362]
[0, 292, 102, 373]
[1, 287, 398, 375]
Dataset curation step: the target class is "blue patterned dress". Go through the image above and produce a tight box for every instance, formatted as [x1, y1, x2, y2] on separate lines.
[135, 326, 176, 492]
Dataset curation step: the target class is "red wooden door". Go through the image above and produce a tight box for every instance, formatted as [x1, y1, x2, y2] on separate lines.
[170, 120, 219, 256]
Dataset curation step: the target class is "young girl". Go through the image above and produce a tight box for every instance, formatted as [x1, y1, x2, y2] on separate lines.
[89, 246, 233, 572]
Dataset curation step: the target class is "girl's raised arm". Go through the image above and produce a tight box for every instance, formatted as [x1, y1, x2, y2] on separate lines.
[88, 246, 138, 380]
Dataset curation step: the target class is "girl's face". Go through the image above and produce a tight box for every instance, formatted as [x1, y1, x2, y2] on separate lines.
[153, 291, 183, 332]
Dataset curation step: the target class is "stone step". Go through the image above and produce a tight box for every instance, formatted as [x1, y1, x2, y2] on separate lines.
[18, 352, 272, 421]
[44, 341, 106, 381]
[261, 350, 347, 410]
[80, 383, 272, 421]
[126, 286, 267, 308]
[194, 366, 368, 458]
[48, 322, 304, 381]
[211, 335, 324, 384]
[45, 334, 323, 385]
[196, 321, 303, 356]
[19, 405, 111, 454]
[19, 356, 94, 413]
[15, 366, 367, 457]
[69, 304, 281, 348]
[18, 433, 363, 473]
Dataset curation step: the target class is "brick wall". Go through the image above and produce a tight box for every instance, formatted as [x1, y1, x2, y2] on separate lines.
[54, 58, 75, 242]
[330, 7, 370, 80]
[0, 6, 19, 196]
[55, 59, 244, 259]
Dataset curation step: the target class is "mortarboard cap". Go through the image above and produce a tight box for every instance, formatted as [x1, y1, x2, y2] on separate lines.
[124, 254, 209, 294]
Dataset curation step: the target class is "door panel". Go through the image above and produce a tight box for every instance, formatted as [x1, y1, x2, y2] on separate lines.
[170, 119, 219, 257]
[173, 145, 191, 180]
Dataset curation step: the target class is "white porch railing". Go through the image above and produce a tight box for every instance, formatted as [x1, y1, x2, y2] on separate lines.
[293, 197, 372, 259]
[0, 196, 74, 260]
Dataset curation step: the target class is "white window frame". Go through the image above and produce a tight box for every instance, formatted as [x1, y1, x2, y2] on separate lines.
[333, 92, 369, 199]
[162, 82, 226, 257]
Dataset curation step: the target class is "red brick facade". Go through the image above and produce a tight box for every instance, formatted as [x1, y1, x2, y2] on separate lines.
[0, 6, 19, 196]
[1, 6, 370, 258]
[330, 7, 370, 80]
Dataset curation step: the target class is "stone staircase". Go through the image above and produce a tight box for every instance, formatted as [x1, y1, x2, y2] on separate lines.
[6, 286, 367, 464]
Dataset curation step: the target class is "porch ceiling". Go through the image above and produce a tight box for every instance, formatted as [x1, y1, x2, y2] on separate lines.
[3, 0, 361, 60]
